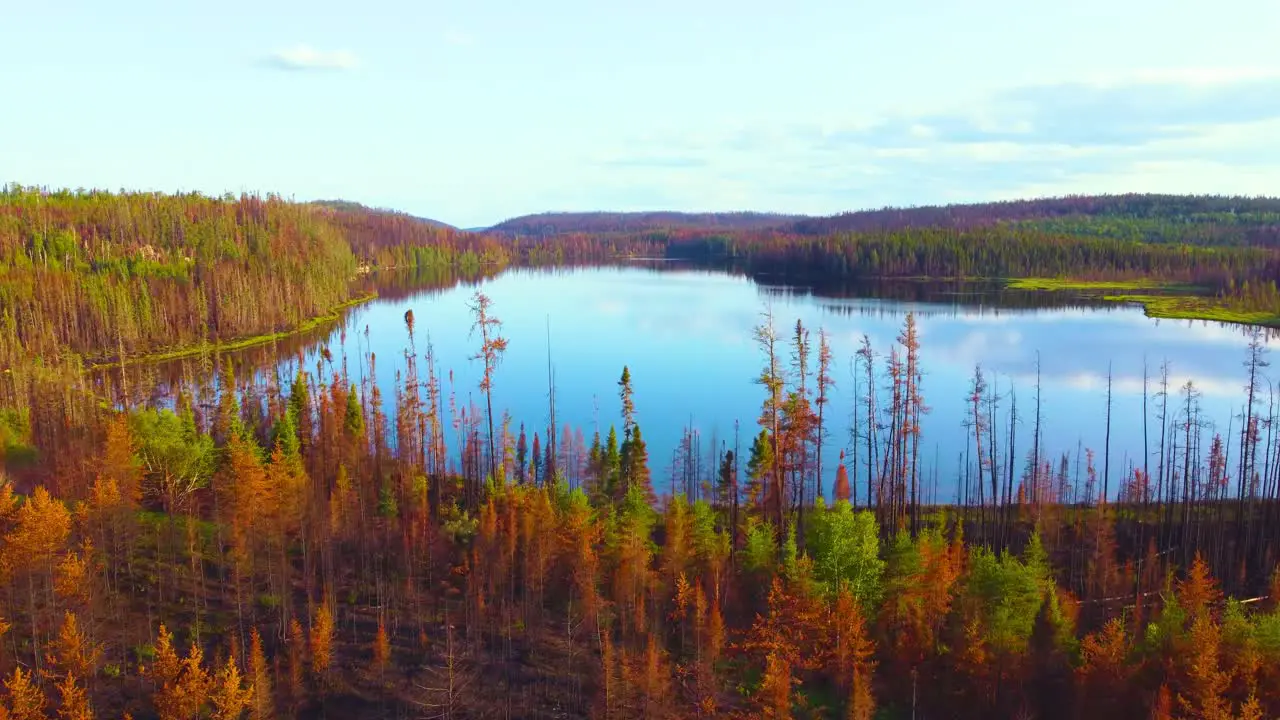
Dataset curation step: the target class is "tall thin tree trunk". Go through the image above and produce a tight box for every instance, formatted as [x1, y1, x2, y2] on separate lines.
[1103, 363, 1113, 504]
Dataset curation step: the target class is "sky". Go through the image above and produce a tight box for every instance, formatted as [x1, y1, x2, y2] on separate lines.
[3, 0, 1280, 228]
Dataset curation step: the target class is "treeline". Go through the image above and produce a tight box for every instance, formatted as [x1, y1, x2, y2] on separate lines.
[664, 226, 1279, 288]
[487, 211, 805, 236]
[488, 194, 1280, 246]
[2, 296, 1279, 718]
[791, 193, 1280, 241]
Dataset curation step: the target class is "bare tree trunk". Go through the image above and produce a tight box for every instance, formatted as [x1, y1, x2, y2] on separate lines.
[1103, 363, 1113, 504]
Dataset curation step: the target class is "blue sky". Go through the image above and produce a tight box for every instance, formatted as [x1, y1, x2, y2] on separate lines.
[3, 0, 1279, 228]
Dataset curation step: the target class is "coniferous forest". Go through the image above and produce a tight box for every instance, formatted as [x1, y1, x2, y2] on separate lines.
[4, 185, 1280, 719]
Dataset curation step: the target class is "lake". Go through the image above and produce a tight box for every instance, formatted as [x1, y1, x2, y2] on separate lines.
[105, 264, 1278, 504]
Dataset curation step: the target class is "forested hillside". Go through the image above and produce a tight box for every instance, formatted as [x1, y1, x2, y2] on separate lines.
[0, 187, 357, 368]
[790, 194, 1280, 245]
[309, 200, 457, 231]
[0, 186, 650, 369]
[487, 211, 807, 235]
[488, 194, 1280, 248]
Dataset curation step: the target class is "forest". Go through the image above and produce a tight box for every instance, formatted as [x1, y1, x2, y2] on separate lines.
[3, 185, 1280, 718]
[492, 194, 1280, 247]
[1, 296, 1279, 719]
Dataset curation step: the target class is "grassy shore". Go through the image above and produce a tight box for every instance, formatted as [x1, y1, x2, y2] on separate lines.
[1102, 294, 1280, 326]
[1005, 277, 1201, 292]
[89, 291, 378, 369]
[1007, 277, 1280, 326]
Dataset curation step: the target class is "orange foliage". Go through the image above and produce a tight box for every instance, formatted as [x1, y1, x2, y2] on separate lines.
[54, 674, 92, 720]
[48, 612, 102, 681]
[706, 592, 725, 666]
[209, 655, 253, 720]
[1151, 684, 1174, 720]
[53, 546, 92, 606]
[286, 619, 304, 703]
[247, 628, 273, 720]
[743, 579, 827, 674]
[373, 618, 391, 673]
[830, 589, 876, 718]
[641, 633, 671, 715]
[150, 624, 211, 720]
[1178, 553, 1222, 623]
[833, 452, 851, 503]
[1177, 616, 1230, 720]
[1078, 618, 1132, 714]
[2, 486, 71, 574]
[829, 588, 875, 692]
[3, 667, 45, 720]
[309, 600, 335, 678]
[758, 651, 793, 719]
[101, 413, 142, 505]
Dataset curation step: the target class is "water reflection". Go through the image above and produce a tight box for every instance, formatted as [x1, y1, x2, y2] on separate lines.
[93, 263, 1277, 501]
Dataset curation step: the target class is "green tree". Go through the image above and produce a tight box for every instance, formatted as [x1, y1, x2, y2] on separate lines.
[603, 426, 621, 501]
[620, 423, 653, 504]
[131, 408, 216, 513]
[805, 498, 884, 607]
[746, 429, 774, 509]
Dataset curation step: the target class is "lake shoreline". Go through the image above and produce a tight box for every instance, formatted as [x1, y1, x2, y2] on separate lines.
[1005, 276, 1280, 327]
[86, 268, 1278, 375]
[86, 291, 380, 370]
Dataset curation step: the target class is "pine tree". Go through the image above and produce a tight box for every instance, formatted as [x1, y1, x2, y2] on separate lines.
[309, 599, 335, 680]
[834, 451, 851, 503]
[1178, 553, 1221, 623]
[515, 424, 528, 484]
[618, 366, 636, 435]
[1177, 616, 1230, 720]
[101, 413, 142, 505]
[247, 628, 273, 720]
[832, 588, 876, 719]
[759, 650, 793, 719]
[286, 619, 305, 705]
[150, 624, 212, 720]
[746, 429, 775, 510]
[54, 673, 91, 720]
[603, 427, 621, 501]
[373, 618, 391, 675]
[621, 424, 653, 504]
[469, 291, 508, 492]
[209, 655, 252, 720]
[48, 612, 102, 682]
[531, 432, 542, 486]
[4, 667, 45, 720]
[1078, 618, 1132, 715]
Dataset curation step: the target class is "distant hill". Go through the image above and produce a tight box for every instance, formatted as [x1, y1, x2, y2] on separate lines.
[786, 193, 1280, 244]
[487, 211, 808, 235]
[310, 199, 457, 231]
[316, 194, 1280, 248]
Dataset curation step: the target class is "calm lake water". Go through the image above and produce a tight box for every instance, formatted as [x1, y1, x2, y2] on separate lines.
[113, 264, 1279, 502]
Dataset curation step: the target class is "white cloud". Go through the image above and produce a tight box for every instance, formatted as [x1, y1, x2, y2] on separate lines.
[907, 123, 936, 139]
[873, 147, 929, 159]
[557, 65, 1280, 215]
[444, 28, 474, 46]
[1056, 370, 1241, 399]
[1077, 66, 1280, 88]
[265, 45, 359, 71]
